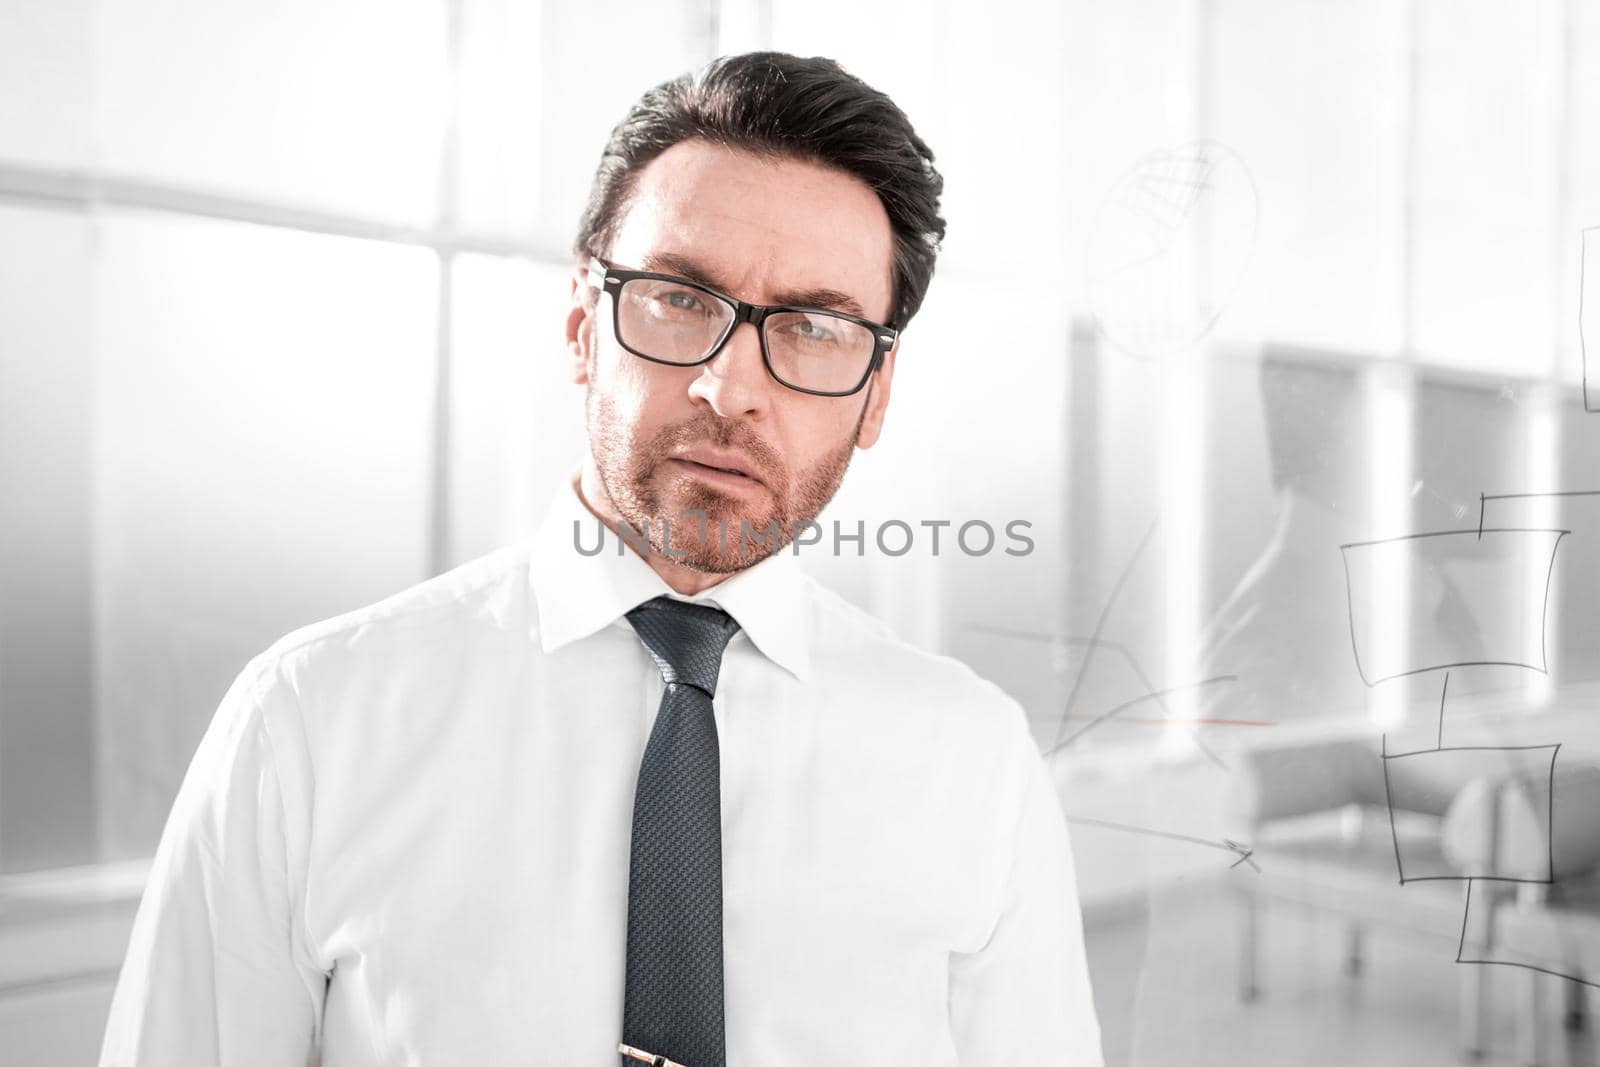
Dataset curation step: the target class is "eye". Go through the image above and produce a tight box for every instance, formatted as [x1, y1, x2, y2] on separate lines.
[661, 288, 705, 312]
[792, 317, 836, 343]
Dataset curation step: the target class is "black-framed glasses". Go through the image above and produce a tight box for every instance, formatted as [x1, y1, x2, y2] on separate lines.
[586, 257, 898, 398]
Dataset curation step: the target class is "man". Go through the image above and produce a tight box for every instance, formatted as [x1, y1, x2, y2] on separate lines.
[100, 52, 1102, 1066]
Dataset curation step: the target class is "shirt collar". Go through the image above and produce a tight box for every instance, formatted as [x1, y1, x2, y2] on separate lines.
[527, 471, 812, 681]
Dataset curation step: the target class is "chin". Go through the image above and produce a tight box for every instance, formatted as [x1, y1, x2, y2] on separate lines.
[665, 481, 761, 525]
[633, 472, 789, 561]
[673, 547, 767, 574]
[663, 507, 785, 567]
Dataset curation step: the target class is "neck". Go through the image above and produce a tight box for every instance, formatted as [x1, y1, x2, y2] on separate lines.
[576, 460, 734, 597]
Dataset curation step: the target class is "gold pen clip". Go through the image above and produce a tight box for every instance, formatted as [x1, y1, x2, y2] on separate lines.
[617, 1041, 687, 1067]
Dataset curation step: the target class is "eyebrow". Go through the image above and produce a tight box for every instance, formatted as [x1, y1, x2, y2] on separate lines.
[641, 251, 870, 319]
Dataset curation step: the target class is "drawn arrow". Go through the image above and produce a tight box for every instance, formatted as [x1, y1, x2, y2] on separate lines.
[1221, 838, 1260, 872]
[1067, 815, 1260, 874]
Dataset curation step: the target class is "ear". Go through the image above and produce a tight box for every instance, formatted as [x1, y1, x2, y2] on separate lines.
[853, 338, 898, 450]
[567, 269, 597, 386]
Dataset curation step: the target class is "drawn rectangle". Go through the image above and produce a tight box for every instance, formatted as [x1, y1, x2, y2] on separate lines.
[1457, 879, 1600, 990]
[1381, 743, 1557, 884]
[1341, 529, 1564, 685]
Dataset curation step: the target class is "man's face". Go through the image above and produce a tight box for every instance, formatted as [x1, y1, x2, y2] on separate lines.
[568, 139, 898, 574]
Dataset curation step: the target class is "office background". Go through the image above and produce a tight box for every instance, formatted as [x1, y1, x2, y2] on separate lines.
[4, 0, 1600, 1062]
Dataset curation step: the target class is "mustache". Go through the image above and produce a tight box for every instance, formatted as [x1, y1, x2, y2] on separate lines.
[645, 415, 784, 483]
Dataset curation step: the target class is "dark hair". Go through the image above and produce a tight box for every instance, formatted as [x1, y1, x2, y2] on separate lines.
[574, 51, 945, 329]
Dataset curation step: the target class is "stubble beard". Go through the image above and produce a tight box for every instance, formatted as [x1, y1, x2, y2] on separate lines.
[586, 389, 864, 573]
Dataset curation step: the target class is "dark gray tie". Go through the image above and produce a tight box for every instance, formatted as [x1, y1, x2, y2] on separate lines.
[621, 596, 741, 1067]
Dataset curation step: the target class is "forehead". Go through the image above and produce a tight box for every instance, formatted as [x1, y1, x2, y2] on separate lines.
[607, 140, 895, 322]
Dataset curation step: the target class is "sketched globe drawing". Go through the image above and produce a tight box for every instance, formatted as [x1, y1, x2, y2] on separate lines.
[1086, 141, 1257, 360]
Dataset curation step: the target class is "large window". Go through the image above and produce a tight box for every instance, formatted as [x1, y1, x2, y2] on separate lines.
[0, 0, 712, 878]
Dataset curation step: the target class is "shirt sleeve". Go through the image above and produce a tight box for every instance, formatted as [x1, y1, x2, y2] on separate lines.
[99, 657, 327, 1066]
[948, 717, 1105, 1066]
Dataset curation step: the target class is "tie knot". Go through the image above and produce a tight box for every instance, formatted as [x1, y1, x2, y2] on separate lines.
[625, 596, 742, 697]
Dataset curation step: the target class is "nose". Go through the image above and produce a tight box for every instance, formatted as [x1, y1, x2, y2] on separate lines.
[687, 320, 770, 419]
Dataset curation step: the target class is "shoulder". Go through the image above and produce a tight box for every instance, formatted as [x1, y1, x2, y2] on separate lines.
[803, 576, 1035, 755]
[799, 578, 1053, 891]
[249, 541, 535, 691]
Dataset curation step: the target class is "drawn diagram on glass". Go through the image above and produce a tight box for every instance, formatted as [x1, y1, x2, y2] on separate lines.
[1457, 877, 1600, 992]
[1067, 815, 1258, 873]
[967, 517, 1249, 770]
[1086, 141, 1258, 361]
[1340, 528, 1567, 686]
[1342, 487, 1599, 992]
[968, 517, 1260, 874]
[1380, 734, 1559, 885]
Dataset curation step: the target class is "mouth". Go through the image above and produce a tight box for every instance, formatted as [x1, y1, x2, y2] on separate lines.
[665, 447, 766, 493]
[670, 447, 764, 485]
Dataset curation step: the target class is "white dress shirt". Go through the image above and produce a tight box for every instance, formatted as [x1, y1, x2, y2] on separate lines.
[100, 474, 1103, 1066]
